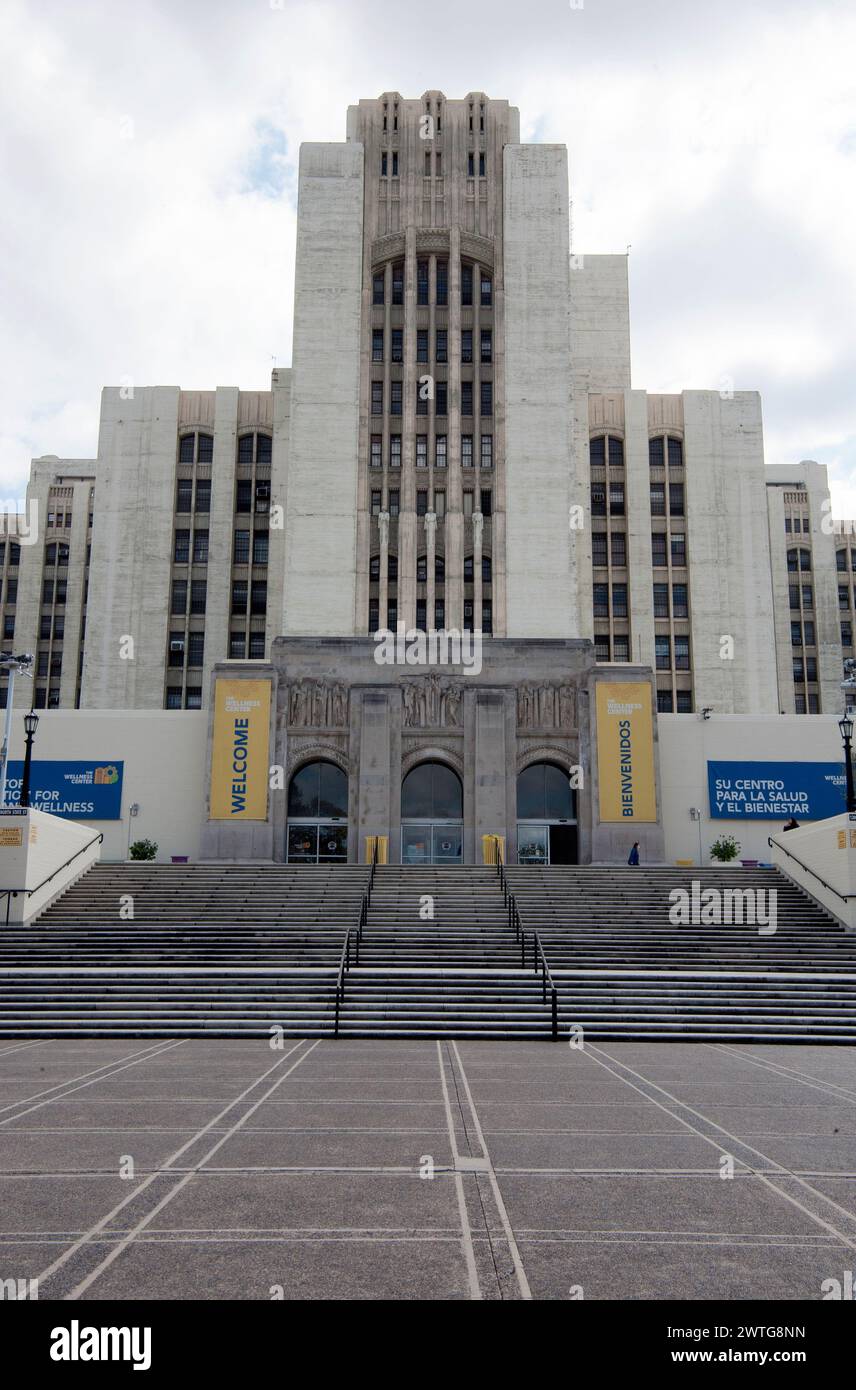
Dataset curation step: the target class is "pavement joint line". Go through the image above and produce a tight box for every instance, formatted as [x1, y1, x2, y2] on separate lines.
[0, 1040, 49, 1058]
[581, 1043, 856, 1252]
[436, 1040, 483, 1300]
[0, 1039, 187, 1125]
[450, 1041, 532, 1301]
[32, 1037, 316, 1296]
[707, 1042, 856, 1102]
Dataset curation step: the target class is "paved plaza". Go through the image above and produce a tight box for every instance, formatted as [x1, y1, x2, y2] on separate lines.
[0, 1036, 854, 1300]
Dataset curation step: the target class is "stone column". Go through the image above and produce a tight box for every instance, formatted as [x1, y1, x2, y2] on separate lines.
[425, 510, 436, 629]
[473, 510, 483, 634]
[378, 511, 390, 632]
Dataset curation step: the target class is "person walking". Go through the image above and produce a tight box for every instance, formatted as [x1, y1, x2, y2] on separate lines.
[628, 842, 640, 865]
[783, 817, 799, 832]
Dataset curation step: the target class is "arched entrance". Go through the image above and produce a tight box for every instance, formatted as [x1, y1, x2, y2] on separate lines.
[287, 760, 348, 863]
[401, 761, 463, 865]
[517, 761, 577, 865]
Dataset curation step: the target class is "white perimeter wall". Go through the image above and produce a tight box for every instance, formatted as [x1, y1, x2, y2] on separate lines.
[658, 712, 844, 864]
[6, 711, 207, 863]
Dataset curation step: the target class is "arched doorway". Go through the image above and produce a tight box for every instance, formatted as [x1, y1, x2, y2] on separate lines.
[517, 762, 577, 865]
[401, 761, 463, 865]
[287, 760, 348, 863]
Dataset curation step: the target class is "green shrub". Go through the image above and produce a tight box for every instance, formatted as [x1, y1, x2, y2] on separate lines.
[129, 838, 158, 861]
[710, 834, 741, 863]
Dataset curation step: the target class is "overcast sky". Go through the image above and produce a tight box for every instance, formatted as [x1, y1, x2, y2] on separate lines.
[2, 0, 854, 511]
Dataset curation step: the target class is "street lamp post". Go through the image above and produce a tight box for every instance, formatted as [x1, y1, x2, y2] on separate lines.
[839, 712, 856, 814]
[0, 653, 35, 807]
[19, 711, 39, 809]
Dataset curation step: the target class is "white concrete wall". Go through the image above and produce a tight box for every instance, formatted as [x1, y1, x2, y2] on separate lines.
[0, 808, 101, 921]
[769, 814, 856, 929]
[683, 391, 779, 714]
[5, 710, 207, 862]
[503, 144, 579, 637]
[658, 712, 844, 864]
[569, 253, 631, 393]
[283, 142, 364, 636]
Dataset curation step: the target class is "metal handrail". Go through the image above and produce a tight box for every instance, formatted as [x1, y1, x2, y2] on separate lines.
[767, 835, 856, 904]
[333, 928, 355, 1037]
[531, 930, 559, 1041]
[2, 832, 103, 924]
[495, 839, 508, 904]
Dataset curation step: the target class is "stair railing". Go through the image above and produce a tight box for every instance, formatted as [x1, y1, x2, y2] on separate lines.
[495, 840, 508, 905]
[767, 835, 856, 903]
[531, 930, 559, 1041]
[333, 928, 355, 1037]
[1, 832, 104, 925]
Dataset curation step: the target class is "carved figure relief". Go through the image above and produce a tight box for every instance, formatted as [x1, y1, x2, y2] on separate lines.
[287, 679, 349, 728]
[516, 681, 576, 730]
[402, 674, 463, 728]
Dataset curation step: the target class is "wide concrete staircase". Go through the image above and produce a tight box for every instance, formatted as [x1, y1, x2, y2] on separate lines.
[0, 862, 855, 1041]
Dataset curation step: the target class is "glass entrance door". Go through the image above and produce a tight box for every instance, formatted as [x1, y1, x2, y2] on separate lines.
[401, 822, 463, 864]
[287, 822, 347, 863]
[517, 825, 549, 865]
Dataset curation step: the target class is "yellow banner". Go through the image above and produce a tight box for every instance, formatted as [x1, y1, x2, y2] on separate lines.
[595, 681, 656, 823]
[210, 678, 271, 820]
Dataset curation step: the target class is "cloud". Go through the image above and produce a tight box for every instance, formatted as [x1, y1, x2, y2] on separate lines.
[1, 0, 854, 519]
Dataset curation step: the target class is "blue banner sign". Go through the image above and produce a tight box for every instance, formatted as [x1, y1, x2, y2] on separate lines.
[2, 761, 123, 820]
[707, 760, 845, 821]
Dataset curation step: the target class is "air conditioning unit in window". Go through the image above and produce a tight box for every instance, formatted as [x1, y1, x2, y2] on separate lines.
[256, 482, 270, 498]
[170, 639, 185, 653]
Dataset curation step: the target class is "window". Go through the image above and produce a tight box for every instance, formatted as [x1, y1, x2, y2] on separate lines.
[674, 636, 690, 670]
[197, 435, 213, 463]
[467, 152, 475, 177]
[370, 555, 380, 581]
[251, 582, 267, 615]
[176, 479, 192, 513]
[371, 490, 382, 516]
[256, 434, 272, 465]
[478, 152, 485, 177]
[480, 274, 492, 306]
[655, 636, 671, 670]
[480, 490, 492, 518]
[840, 585, 851, 610]
[650, 484, 665, 516]
[806, 657, 818, 682]
[179, 435, 195, 464]
[793, 660, 805, 685]
[417, 491, 428, 516]
[595, 636, 610, 662]
[230, 633, 246, 659]
[174, 530, 190, 564]
[463, 491, 474, 517]
[253, 531, 269, 565]
[390, 435, 401, 469]
[669, 483, 685, 515]
[671, 533, 686, 566]
[808, 693, 820, 713]
[463, 555, 474, 582]
[461, 382, 473, 416]
[590, 436, 606, 467]
[609, 482, 625, 515]
[791, 622, 803, 647]
[56, 579, 67, 604]
[391, 151, 398, 176]
[190, 580, 206, 615]
[185, 688, 202, 710]
[668, 437, 683, 468]
[192, 530, 209, 564]
[373, 272, 384, 305]
[236, 480, 252, 512]
[592, 534, 608, 567]
[417, 260, 429, 305]
[187, 633, 204, 668]
[480, 329, 492, 364]
[482, 600, 493, 633]
[802, 585, 813, 609]
[608, 437, 624, 468]
[390, 381, 402, 416]
[40, 615, 51, 640]
[462, 435, 473, 468]
[613, 636, 629, 662]
[231, 581, 247, 614]
[233, 530, 250, 564]
[461, 329, 473, 363]
[611, 532, 626, 567]
[417, 554, 428, 582]
[195, 479, 211, 513]
[388, 489, 400, 516]
[837, 549, 847, 572]
[804, 621, 815, 645]
[672, 583, 688, 618]
[42, 578, 53, 604]
[416, 599, 426, 630]
[238, 435, 254, 465]
[593, 583, 609, 617]
[657, 691, 674, 713]
[388, 554, 398, 581]
[387, 597, 398, 629]
[417, 329, 428, 363]
[653, 583, 669, 618]
[482, 555, 492, 582]
[249, 634, 265, 659]
[434, 490, 445, 517]
[436, 329, 448, 364]
[480, 435, 493, 469]
[480, 381, 493, 416]
[166, 688, 182, 709]
[168, 632, 184, 667]
[464, 599, 474, 629]
[416, 384, 428, 417]
[676, 691, 693, 713]
[371, 382, 383, 415]
[381, 152, 388, 176]
[795, 693, 807, 713]
[370, 435, 382, 468]
[612, 583, 627, 618]
[372, 329, 384, 362]
[591, 482, 606, 516]
[435, 382, 447, 416]
[843, 622, 853, 647]
[461, 263, 473, 306]
[436, 435, 447, 467]
[436, 260, 448, 305]
[392, 263, 404, 304]
[789, 585, 800, 609]
[416, 436, 428, 468]
[368, 601, 379, 633]
[652, 533, 667, 567]
[435, 599, 445, 628]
